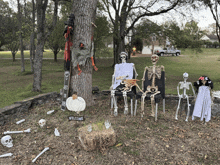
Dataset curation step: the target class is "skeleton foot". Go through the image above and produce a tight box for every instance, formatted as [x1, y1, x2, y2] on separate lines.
[124, 107, 128, 115]
[185, 118, 188, 122]
[150, 113, 155, 117]
[114, 108, 118, 116]
[175, 116, 178, 120]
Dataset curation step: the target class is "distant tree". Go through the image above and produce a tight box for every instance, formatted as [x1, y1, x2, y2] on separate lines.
[46, 18, 65, 62]
[101, 0, 194, 64]
[201, 0, 220, 43]
[0, 0, 14, 48]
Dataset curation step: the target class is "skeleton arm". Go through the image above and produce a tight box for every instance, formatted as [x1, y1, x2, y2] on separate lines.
[161, 65, 165, 71]
[141, 66, 148, 91]
[177, 82, 181, 97]
[133, 64, 138, 79]
[110, 66, 116, 90]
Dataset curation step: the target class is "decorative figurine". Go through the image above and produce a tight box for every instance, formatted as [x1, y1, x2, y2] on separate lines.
[140, 54, 165, 118]
[110, 52, 138, 116]
[66, 94, 86, 114]
[175, 72, 196, 121]
[38, 119, 46, 128]
[192, 76, 213, 123]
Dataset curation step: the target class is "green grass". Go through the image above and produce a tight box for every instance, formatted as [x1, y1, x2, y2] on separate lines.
[0, 48, 220, 108]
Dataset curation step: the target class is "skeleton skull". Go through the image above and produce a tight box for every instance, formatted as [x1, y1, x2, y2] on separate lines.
[151, 55, 159, 65]
[183, 72, 188, 81]
[1, 135, 13, 148]
[120, 52, 128, 63]
[38, 119, 46, 128]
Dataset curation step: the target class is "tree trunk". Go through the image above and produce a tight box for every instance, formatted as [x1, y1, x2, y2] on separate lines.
[12, 52, 15, 62]
[30, 0, 35, 73]
[54, 50, 58, 62]
[17, 0, 25, 72]
[70, 0, 98, 106]
[32, 0, 48, 92]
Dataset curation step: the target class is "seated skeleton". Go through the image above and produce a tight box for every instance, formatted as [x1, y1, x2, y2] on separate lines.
[110, 52, 138, 116]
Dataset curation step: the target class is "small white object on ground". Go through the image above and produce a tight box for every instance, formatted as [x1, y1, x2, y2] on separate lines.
[38, 119, 46, 128]
[47, 110, 54, 114]
[1, 135, 13, 148]
[4, 128, 31, 134]
[16, 119, 25, 124]
[212, 91, 220, 98]
[0, 153, 13, 158]
[54, 128, 60, 136]
[32, 147, 49, 163]
[105, 120, 111, 129]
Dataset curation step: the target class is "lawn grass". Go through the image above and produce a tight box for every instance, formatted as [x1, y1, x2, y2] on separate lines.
[0, 48, 220, 108]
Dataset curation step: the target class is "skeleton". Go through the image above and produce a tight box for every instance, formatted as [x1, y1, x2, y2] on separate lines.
[4, 128, 31, 134]
[104, 120, 111, 129]
[110, 52, 138, 116]
[32, 147, 50, 163]
[175, 72, 196, 122]
[38, 119, 46, 128]
[1, 135, 13, 148]
[140, 55, 165, 119]
[0, 153, 13, 158]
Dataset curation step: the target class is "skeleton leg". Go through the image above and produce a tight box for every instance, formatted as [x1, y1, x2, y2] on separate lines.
[150, 91, 160, 118]
[111, 90, 118, 116]
[123, 91, 128, 115]
[185, 95, 190, 122]
[175, 96, 182, 120]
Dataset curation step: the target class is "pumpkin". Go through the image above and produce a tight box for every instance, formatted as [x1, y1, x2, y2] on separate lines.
[66, 95, 86, 113]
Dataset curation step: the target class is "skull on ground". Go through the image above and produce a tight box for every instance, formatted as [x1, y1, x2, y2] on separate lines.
[38, 119, 46, 128]
[1, 135, 13, 148]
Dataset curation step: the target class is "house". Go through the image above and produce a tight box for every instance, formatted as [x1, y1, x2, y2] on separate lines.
[200, 34, 219, 43]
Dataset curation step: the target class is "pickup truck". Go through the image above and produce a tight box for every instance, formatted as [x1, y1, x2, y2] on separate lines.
[155, 47, 181, 56]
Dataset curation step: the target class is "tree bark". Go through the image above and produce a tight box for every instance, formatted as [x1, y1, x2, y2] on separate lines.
[70, 0, 98, 106]
[30, 0, 35, 73]
[33, 0, 48, 92]
[17, 0, 25, 72]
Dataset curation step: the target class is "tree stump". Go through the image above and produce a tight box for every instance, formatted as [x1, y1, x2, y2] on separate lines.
[78, 124, 116, 151]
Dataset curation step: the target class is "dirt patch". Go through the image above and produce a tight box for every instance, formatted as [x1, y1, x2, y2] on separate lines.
[1, 95, 220, 164]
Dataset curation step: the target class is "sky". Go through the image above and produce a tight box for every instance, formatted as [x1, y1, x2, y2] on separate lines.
[4, 0, 216, 30]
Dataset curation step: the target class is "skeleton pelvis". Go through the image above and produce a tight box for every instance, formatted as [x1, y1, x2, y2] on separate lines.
[147, 85, 158, 93]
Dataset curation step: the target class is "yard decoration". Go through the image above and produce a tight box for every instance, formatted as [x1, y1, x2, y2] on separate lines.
[66, 94, 86, 114]
[192, 76, 213, 123]
[1, 135, 13, 148]
[134, 54, 165, 121]
[38, 119, 46, 128]
[54, 128, 61, 136]
[32, 147, 49, 163]
[175, 72, 196, 122]
[78, 122, 116, 151]
[4, 128, 31, 134]
[16, 119, 25, 124]
[0, 153, 13, 158]
[110, 52, 138, 116]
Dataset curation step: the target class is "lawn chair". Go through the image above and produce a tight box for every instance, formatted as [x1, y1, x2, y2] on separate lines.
[110, 52, 138, 116]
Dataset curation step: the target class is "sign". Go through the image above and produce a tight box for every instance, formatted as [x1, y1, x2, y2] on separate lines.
[68, 116, 85, 121]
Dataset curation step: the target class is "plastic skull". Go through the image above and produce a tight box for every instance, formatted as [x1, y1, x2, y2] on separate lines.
[151, 54, 159, 65]
[1, 135, 13, 148]
[38, 119, 46, 128]
[120, 52, 128, 63]
[183, 72, 188, 81]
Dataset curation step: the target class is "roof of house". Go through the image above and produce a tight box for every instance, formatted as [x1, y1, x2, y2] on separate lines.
[207, 34, 219, 40]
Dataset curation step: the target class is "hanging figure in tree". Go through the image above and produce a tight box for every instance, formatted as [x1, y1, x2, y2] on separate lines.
[63, 14, 98, 75]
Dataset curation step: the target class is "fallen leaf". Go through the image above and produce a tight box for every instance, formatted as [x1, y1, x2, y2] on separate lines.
[115, 143, 123, 147]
